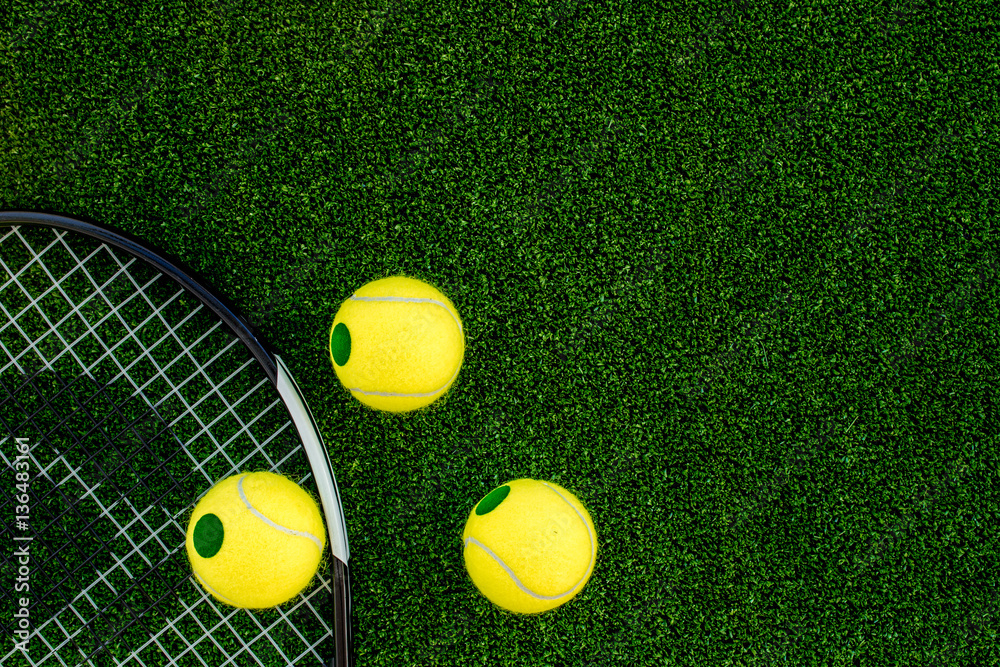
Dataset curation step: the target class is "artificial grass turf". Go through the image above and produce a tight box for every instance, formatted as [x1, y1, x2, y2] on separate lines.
[1, 0, 998, 664]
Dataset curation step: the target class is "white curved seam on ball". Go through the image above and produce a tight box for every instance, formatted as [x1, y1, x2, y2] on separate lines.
[464, 536, 574, 600]
[349, 294, 464, 333]
[540, 481, 597, 591]
[237, 475, 323, 550]
[347, 364, 460, 398]
[194, 571, 238, 606]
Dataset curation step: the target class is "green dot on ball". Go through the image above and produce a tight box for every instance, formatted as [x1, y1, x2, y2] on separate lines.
[330, 323, 351, 366]
[193, 513, 224, 558]
[475, 485, 510, 516]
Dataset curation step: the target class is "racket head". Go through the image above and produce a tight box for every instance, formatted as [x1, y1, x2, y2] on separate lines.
[0, 211, 353, 667]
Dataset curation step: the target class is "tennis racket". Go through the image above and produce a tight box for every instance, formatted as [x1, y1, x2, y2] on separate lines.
[0, 211, 353, 667]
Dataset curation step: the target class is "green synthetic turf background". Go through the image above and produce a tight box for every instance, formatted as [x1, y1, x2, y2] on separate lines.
[2, 0, 999, 664]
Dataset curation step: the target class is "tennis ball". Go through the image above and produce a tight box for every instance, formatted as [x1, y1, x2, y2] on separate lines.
[185, 472, 326, 609]
[329, 275, 464, 413]
[462, 479, 597, 614]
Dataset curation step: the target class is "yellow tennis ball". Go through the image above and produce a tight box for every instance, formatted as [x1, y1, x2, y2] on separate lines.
[329, 275, 464, 413]
[185, 472, 326, 609]
[462, 479, 597, 614]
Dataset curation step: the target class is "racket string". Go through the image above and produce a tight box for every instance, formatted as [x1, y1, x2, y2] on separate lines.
[7, 366, 197, 659]
[2, 225, 336, 666]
